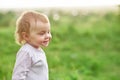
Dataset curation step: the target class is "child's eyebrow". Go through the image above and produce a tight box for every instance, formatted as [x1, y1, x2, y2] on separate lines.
[39, 30, 49, 33]
[40, 29, 50, 32]
[40, 31, 46, 33]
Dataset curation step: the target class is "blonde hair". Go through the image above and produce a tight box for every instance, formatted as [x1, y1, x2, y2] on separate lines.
[15, 10, 49, 45]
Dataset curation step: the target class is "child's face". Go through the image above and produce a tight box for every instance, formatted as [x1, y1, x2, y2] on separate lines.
[28, 21, 52, 48]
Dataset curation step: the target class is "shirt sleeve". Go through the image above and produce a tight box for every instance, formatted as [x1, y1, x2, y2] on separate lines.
[12, 50, 32, 80]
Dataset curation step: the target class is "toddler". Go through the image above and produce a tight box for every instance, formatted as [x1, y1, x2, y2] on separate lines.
[12, 10, 52, 80]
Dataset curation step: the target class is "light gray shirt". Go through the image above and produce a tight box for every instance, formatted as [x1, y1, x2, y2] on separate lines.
[12, 43, 49, 80]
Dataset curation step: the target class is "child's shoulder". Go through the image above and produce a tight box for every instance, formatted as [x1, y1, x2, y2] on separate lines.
[16, 43, 33, 57]
[20, 43, 32, 52]
[17, 43, 43, 56]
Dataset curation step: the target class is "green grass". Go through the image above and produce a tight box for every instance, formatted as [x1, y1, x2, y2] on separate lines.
[0, 11, 120, 80]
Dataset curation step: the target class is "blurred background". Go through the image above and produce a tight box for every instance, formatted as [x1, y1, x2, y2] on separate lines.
[0, 0, 120, 80]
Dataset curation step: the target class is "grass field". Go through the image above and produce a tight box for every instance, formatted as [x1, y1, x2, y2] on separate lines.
[0, 10, 120, 80]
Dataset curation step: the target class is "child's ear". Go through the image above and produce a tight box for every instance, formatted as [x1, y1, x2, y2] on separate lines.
[22, 32, 29, 41]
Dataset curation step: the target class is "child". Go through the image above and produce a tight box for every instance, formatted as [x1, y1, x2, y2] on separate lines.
[12, 10, 52, 80]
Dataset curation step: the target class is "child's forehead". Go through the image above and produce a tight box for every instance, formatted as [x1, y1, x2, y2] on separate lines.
[30, 20, 50, 32]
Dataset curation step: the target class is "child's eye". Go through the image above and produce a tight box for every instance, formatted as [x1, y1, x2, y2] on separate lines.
[48, 31, 50, 34]
[38, 32, 45, 35]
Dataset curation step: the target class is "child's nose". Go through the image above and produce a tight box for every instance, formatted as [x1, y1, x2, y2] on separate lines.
[48, 33, 52, 39]
[46, 33, 52, 39]
[49, 33, 52, 39]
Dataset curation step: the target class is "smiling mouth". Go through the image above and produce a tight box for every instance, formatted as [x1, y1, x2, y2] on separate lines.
[43, 41, 49, 43]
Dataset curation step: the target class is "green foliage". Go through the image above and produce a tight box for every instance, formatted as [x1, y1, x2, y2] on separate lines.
[0, 11, 16, 27]
[0, 9, 120, 80]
